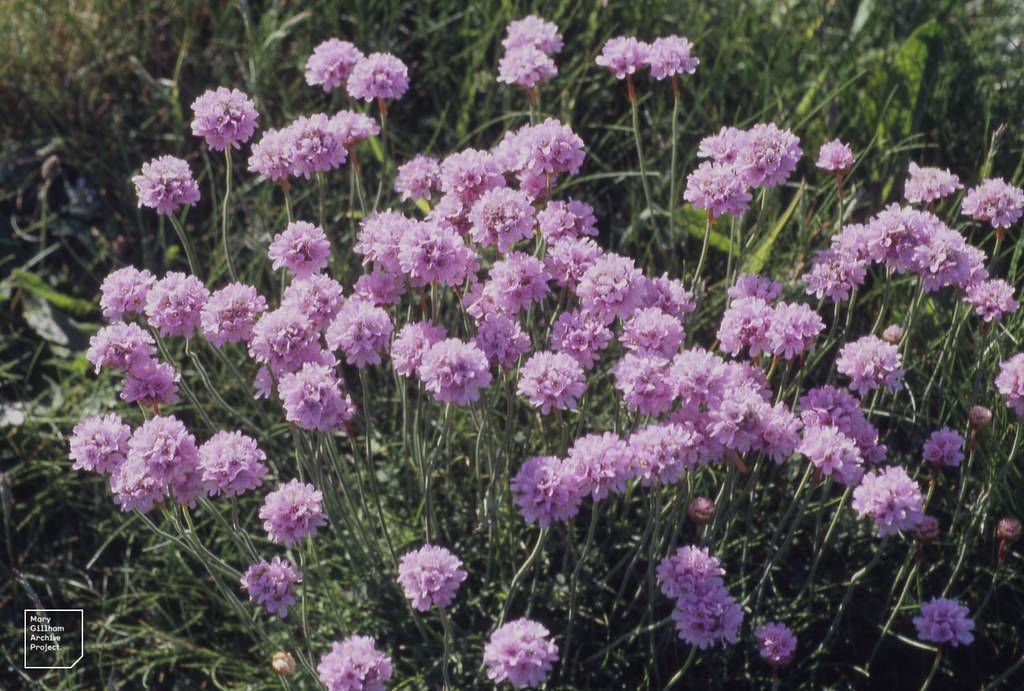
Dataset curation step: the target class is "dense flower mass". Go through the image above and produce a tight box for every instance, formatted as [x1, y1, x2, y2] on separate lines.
[100, 267, 154, 321]
[347, 52, 410, 102]
[268, 221, 331, 278]
[286, 113, 347, 177]
[190, 87, 259, 150]
[201, 282, 267, 346]
[498, 45, 557, 89]
[754, 622, 797, 667]
[241, 556, 301, 618]
[503, 15, 563, 54]
[566, 431, 632, 500]
[469, 187, 536, 252]
[259, 479, 327, 546]
[145, 272, 209, 339]
[904, 162, 961, 204]
[418, 338, 493, 405]
[739, 123, 802, 189]
[70, 414, 131, 474]
[684, 161, 752, 219]
[852, 465, 925, 537]
[836, 335, 905, 395]
[517, 351, 586, 413]
[198, 430, 267, 497]
[248, 128, 295, 182]
[913, 598, 975, 647]
[327, 298, 393, 367]
[114, 415, 200, 512]
[961, 177, 1024, 230]
[511, 455, 583, 526]
[392, 321, 446, 377]
[798, 424, 864, 486]
[133, 156, 200, 215]
[394, 154, 440, 201]
[305, 38, 364, 92]
[483, 619, 559, 689]
[278, 362, 355, 432]
[397, 544, 468, 611]
[318, 636, 393, 691]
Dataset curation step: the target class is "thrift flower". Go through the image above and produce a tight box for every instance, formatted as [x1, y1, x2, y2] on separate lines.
[198, 430, 267, 497]
[259, 479, 327, 546]
[347, 52, 410, 102]
[852, 465, 925, 537]
[483, 619, 559, 689]
[318, 636, 393, 691]
[241, 557, 302, 618]
[397, 544, 468, 611]
[816, 139, 854, 173]
[511, 455, 583, 526]
[645, 35, 699, 80]
[392, 321, 446, 377]
[922, 427, 965, 468]
[100, 267, 154, 321]
[190, 87, 259, 150]
[305, 39, 364, 92]
[836, 335, 905, 396]
[503, 15, 563, 54]
[69, 414, 131, 474]
[549, 309, 612, 370]
[133, 155, 200, 215]
[754, 622, 797, 667]
[145, 272, 209, 339]
[684, 161, 752, 218]
[326, 298, 393, 368]
[278, 362, 355, 433]
[913, 598, 974, 647]
[905, 162, 962, 204]
[268, 221, 331, 278]
[995, 353, 1024, 414]
[517, 351, 586, 413]
[395, 155, 440, 202]
[419, 339, 493, 405]
[595, 36, 649, 79]
[201, 282, 268, 346]
[566, 432, 632, 500]
[962, 178, 1024, 230]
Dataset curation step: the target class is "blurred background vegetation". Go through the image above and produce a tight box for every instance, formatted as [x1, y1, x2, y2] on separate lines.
[2, 0, 1023, 688]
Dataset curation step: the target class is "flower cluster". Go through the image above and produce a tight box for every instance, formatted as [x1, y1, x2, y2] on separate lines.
[483, 618, 559, 689]
[658, 546, 743, 649]
[397, 544, 468, 611]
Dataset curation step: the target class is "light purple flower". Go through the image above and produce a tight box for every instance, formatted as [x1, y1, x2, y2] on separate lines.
[355, 211, 415, 274]
[684, 161, 752, 219]
[910, 225, 977, 292]
[248, 128, 295, 182]
[671, 584, 743, 649]
[728, 273, 782, 302]
[278, 362, 355, 432]
[612, 352, 675, 415]
[550, 309, 612, 370]
[503, 15, 563, 54]
[482, 252, 550, 314]
[198, 430, 267, 497]
[248, 307, 322, 376]
[595, 36, 649, 79]
[305, 39, 364, 93]
[120, 359, 180, 407]
[268, 221, 331, 278]
[816, 139, 854, 173]
[395, 155, 441, 202]
[331, 110, 381, 149]
[397, 220, 478, 288]
[754, 622, 797, 666]
[327, 298, 392, 367]
[475, 314, 531, 369]
[241, 557, 302, 618]
[802, 249, 867, 303]
[642, 274, 696, 319]
[965, 278, 1018, 322]
[318, 635, 393, 691]
[913, 598, 975, 647]
[905, 162, 961, 204]
[260, 479, 327, 546]
[629, 422, 701, 486]
[798, 385, 886, 464]
[281, 274, 345, 332]
[962, 178, 1024, 230]
[621, 306, 684, 357]
[657, 545, 725, 600]
[100, 267, 154, 321]
[201, 282, 268, 346]
[836, 335, 905, 396]
[645, 35, 699, 80]
[766, 302, 824, 359]
[392, 321, 447, 377]
[87, 321, 155, 374]
[517, 351, 586, 413]
[537, 199, 597, 242]
[798, 424, 864, 486]
[738, 122, 802, 189]
[440, 148, 505, 205]
[469, 187, 536, 252]
[145, 272, 209, 339]
[397, 544, 468, 611]
[69, 414, 131, 474]
[577, 253, 645, 324]
[114, 415, 199, 512]
[922, 427, 964, 468]
[545, 236, 603, 291]
[498, 45, 557, 89]
[565, 431, 632, 500]
[697, 126, 747, 165]
[347, 52, 409, 102]
[996, 353, 1024, 415]
[852, 465, 925, 537]
[354, 268, 406, 307]
[190, 87, 259, 150]
[419, 338, 493, 405]
[511, 455, 583, 526]
[132, 155, 200, 215]
[717, 297, 772, 358]
[286, 114, 347, 177]
[484, 618, 559, 689]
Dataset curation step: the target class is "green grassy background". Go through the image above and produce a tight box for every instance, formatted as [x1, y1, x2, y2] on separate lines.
[2, 0, 1024, 688]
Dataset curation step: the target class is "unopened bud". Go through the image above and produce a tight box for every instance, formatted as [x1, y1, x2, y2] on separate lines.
[271, 651, 295, 676]
[969, 405, 992, 431]
[41, 154, 61, 180]
[997, 517, 1021, 544]
[688, 496, 715, 525]
[881, 324, 903, 345]
[913, 515, 940, 543]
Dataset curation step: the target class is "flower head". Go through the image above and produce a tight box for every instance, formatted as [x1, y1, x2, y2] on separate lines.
[305, 39, 364, 92]
[566, 431, 632, 500]
[419, 338, 493, 405]
[962, 178, 1024, 229]
[259, 479, 327, 546]
[754, 622, 797, 667]
[395, 155, 440, 202]
[798, 424, 864, 486]
[537, 198, 597, 242]
[503, 15, 563, 54]
[816, 139, 854, 173]
[121, 359, 180, 407]
[201, 282, 268, 346]
[766, 302, 824, 359]
[331, 110, 380, 149]
[621, 307, 685, 357]
[517, 351, 586, 413]
[996, 353, 1024, 415]
[392, 321, 446, 377]
[198, 430, 267, 497]
[965, 278, 1018, 322]
[190, 87, 259, 150]
[671, 584, 743, 649]
[278, 362, 355, 433]
[852, 465, 925, 537]
[397, 221, 478, 287]
[738, 123, 802, 189]
[347, 52, 410, 102]
[550, 309, 612, 370]
[498, 45, 557, 89]
[475, 314, 531, 369]
[922, 427, 964, 468]
[145, 272, 209, 339]
[836, 335, 905, 396]
[133, 156, 200, 215]
[613, 353, 675, 415]
[629, 423, 701, 487]
[913, 598, 974, 647]
[657, 545, 725, 599]
[248, 307, 321, 376]
[684, 161, 752, 218]
[545, 236, 603, 291]
[70, 414, 131, 474]
[511, 455, 583, 526]
[281, 274, 345, 332]
[87, 321, 155, 374]
[646, 35, 699, 80]
[397, 544, 468, 611]
[482, 252, 550, 314]
[241, 557, 302, 618]
[248, 128, 295, 182]
[596, 36, 650, 79]
[469, 187, 536, 252]
[317, 636, 393, 691]
[905, 162, 961, 204]
[577, 253, 645, 324]
[327, 298, 393, 368]
[286, 114, 348, 177]
[728, 273, 782, 302]
[483, 619, 559, 689]
[100, 267, 154, 321]
[440, 148, 505, 205]
[268, 221, 331, 278]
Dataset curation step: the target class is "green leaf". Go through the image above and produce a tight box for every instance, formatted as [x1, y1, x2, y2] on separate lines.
[11, 270, 94, 317]
[740, 184, 805, 275]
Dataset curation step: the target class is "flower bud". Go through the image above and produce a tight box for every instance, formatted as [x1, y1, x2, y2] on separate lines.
[41, 154, 61, 180]
[271, 651, 296, 676]
[997, 517, 1021, 544]
[687, 496, 715, 525]
[968, 405, 992, 430]
[881, 324, 903, 345]
[913, 515, 939, 543]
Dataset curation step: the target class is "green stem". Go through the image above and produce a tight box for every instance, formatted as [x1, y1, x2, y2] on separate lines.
[628, 78, 654, 217]
[169, 214, 199, 275]
[669, 84, 681, 260]
[222, 149, 237, 281]
[692, 212, 712, 292]
[497, 529, 548, 629]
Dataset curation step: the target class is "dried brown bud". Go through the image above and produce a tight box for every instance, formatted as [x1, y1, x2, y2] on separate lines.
[41, 154, 61, 180]
[687, 496, 715, 525]
[969, 405, 992, 430]
[271, 650, 295, 676]
[913, 515, 940, 543]
[881, 324, 903, 345]
[997, 517, 1021, 544]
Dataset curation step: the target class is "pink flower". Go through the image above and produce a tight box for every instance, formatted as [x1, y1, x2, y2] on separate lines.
[397, 544, 468, 611]
[133, 155, 200, 215]
[642, 274, 696, 319]
[326, 298, 393, 368]
[836, 335, 905, 396]
[922, 427, 964, 468]
[498, 45, 557, 89]
[419, 338, 493, 405]
[483, 252, 550, 314]
[475, 314, 531, 369]
[198, 430, 267, 497]
[629, 422, 701, 486]
[612, 353, 675, 415]
[717, 297, 772, 358]
[397, 221, 478, 287]
[511, 455, 583, 526]
[259, 479, 327, 546]
[595, 36, 650, 79]
[248, 307, 322, 376]
[121, 359, 180, 407]
[278, 362, 355, 432]
[354, 268, 406, 306]
[69, 414, 131, 474]
[241, 556, 301, 618]
[798, 424, 864, 486]
[318, 635, 392, 691]
[852, 465, 925, 537]
[913, 598, 974, 647]
[905, 162, 961, 204]
[347, 52, 409, 102]
[995, 353, 1024, 415]
[145, 272, 209, 339]
[440, 148, 505, 205]
[545, 236, 603, 291]
[285, 114, 347, 177]
[392, 321, 446, 377]
[517, 351, 586, 413]
[698, 126, 747, 165]
[331, 110, 380, 149]
[550, 309, 612, 370]
[766, 302, 824, 359]
[684, 161, 752, 218]
[483, 619, 559, 689]
[577, 253, 645, 324]
[965, 278, 1018, 322]
[395, 155, 440, 202]
[738, 123, 802, 189]
[87, 321, 155, 374]
[621, 307, 684, 357]
[537, 198, 597, 242]
[281, 274, 345, 332]
[100, 267, 154, 321]
[469, 187, 536, 252]
[754, 622, 797, 666]
[248, 128, 295, 182]
[962, 177, 1024, 229]
[816, 139, 854, 173]
[268, 221, 331, 278]
[190, 87, 259, 150]
[645, 35, 699, 80]
[503, 15, 563, 54]
[305, 39, 364, 93]
[201, 282, 268, 346]
[728, 273, 782, 302]
[657, 545, 724, 600]
[671, 584, 743, 649]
